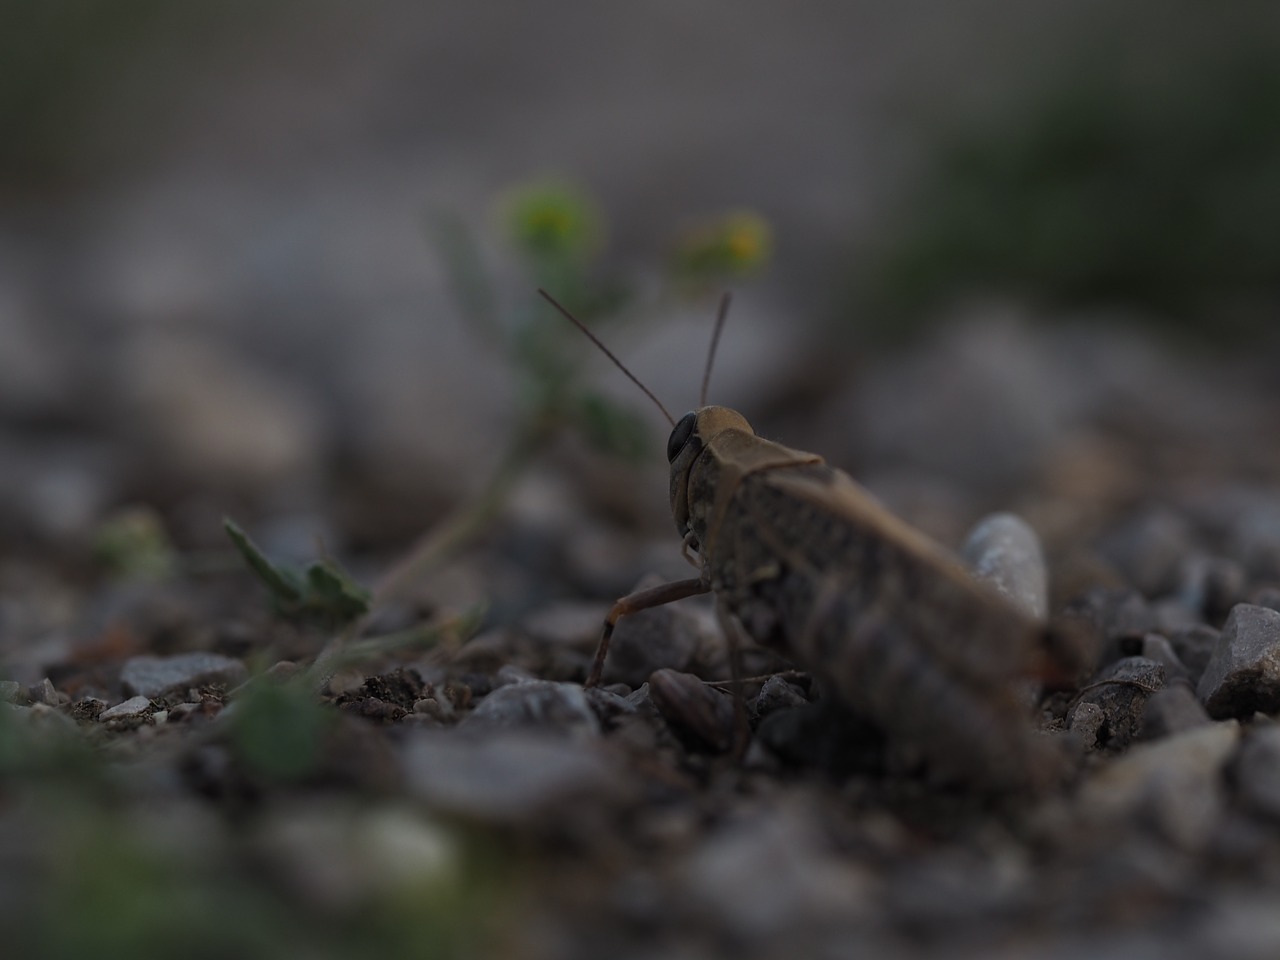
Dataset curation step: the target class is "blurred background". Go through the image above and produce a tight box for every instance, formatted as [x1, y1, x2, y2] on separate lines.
[3, 0, 1280, 603]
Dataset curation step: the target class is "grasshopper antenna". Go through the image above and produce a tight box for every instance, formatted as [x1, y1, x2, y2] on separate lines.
[700, 292, 731, 407]
[538, 289, 676, 427]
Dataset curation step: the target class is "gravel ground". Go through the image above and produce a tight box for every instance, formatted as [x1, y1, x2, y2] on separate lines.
[4, 311, 1280, 959]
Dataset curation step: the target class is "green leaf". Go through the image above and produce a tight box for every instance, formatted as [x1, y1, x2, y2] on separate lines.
[229, 678, 332, 783]
[304, 561, 372, 622]
[222, 518, 304, 604]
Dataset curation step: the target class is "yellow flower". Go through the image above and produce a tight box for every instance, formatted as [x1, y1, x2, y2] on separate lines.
[501, 180, 602, 261]
[672, 210, 772, 280]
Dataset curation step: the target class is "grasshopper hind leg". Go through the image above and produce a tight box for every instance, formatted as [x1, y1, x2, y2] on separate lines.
[585, 577, 710, 688]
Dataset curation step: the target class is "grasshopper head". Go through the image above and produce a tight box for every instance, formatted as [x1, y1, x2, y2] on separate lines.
[668, 405, 752, 548]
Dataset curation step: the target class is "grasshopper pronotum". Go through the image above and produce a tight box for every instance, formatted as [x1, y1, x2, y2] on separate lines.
[539, 290, 1089, 794]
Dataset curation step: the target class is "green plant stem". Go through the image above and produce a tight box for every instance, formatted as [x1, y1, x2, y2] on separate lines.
[371, 420, 550, 607]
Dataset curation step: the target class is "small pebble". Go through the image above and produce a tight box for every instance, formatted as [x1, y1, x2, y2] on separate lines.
[754, 675, 809, 718]
[460, 680, 599, 737]
[28, 677, 67, 707]
[412, 697, 454, 722]
[1196, 604, 1280, 719]
[648, 669, 735, 753]
[1068, 701, 1106, 751]
[582, 686, 637, 726]
[121, 652, 247, 699]
[961, 512, 1048, 620]
[99, 695, 153, 721]
[1070, 657, 1165, 750]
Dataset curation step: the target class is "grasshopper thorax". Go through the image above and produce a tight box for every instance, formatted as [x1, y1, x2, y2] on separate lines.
[669, 406, 753, 547]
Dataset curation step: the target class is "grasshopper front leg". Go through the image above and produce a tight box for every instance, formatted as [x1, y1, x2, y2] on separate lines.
[586, 577, 710, 688]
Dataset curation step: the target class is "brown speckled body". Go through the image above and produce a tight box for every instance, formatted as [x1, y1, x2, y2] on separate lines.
[675, 407, 1069, 794]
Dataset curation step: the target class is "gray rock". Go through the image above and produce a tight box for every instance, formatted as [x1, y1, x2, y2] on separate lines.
[1068, 700, 1106, 751]
[1140, 683, 1210, 740]
[962, 512, 1048, 620]
[1099, 508, 1197, 597]
[582, 686, 636, 726]
[1078, 721, 1239, 851]
[1168, 624, 1220, 683]
[120, 652, 248, 699]
[754, 675, 809, 719]
[402, 731, 621, 822]
[460, 680, 599, 737]
[600, 575, 702, 687]
[27, 677, 67, 707]
[1140, 633, 1192, 683]
[1070, 657, 1165, 750]
[1235, 724, 1280, 821]
[648, 668, 735, 753]
[0, 680, 24, 704]
[1196, 604, 1280, 719]
[99, 695, 153, 721]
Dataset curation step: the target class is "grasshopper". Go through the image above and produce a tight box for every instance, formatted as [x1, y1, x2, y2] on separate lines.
[539, 290, 1090, 794]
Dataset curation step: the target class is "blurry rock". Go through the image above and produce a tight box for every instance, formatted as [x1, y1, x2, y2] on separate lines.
[680, 806, 873, 939]
[0, 436, 119, 542]
[1196, 604, 1280, 719]
[1070, 587, 1153, 665]
[756, 699, 886, 777]
[116, 332, 325, 492]
[1250, 586, 1280, 614]
[0, 283, 72, 418]
[1227, 493, 1280, 582]
[402, 731, 621, 822]
[1069, 657, 1165, 751]
[0, 680, 22, 704]
[648, 669, 735, 753]
[582, 686, 637, 727]
[602, 575, 702, 686]
[121, 652, 248, 698]
[1168, 624, 1220, 684]
[1149, 598, 1200, 635]
[99, 695, 153, 721]
[257, 802, 458, 909]
[1140, 684, 1210, 740]
[1140, 634, 1191, 683]
[1176, 555, 1247, 624]
[28, 678, 67, 707]
[754, 675, 809, 719]
[962, 512, 1048, 620]
[1235, 725, 1280, 821]
[460, 680, 599, 737]
[1098, 508, 1197, 597]
[1078, 721, 1239, 851]
[1068, 701, 1106, 751]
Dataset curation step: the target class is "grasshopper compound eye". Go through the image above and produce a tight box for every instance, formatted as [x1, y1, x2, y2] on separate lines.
[667, 412, 697, 462]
